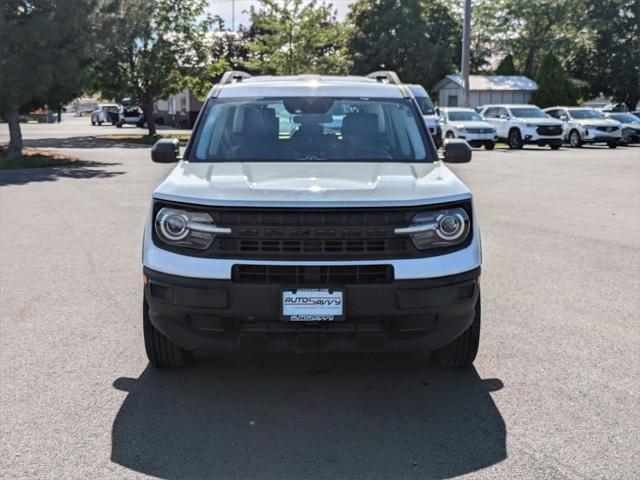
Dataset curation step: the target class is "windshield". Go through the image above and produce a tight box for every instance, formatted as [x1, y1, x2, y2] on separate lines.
[448, 111, 483, 121]
[190, 97, 432, 162]
[414, 96, 436, 115]
[568, 109, 604, 119]
[510, 107, 547, 118]
[609, 113, 639, 123]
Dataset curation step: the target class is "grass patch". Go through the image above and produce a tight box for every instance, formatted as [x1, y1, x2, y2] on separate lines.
[98, 133, 191, 146]
[0, 146, 77, 170]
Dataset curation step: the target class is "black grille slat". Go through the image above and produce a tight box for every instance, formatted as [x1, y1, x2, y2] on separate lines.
[233, 265, 394, 284]
[536, 125, 563, 136]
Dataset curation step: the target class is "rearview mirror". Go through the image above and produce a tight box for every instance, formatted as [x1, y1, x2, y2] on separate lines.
[442, 139, 472, 163]
[151, 138, 180, 163]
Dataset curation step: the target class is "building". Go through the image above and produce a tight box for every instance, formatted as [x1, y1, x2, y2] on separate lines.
[432, 75, 538, 108]
[154, 88, 203, 129]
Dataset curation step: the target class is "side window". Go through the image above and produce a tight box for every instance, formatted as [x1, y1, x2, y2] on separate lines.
[499, 108, 509, 118]
[484, 108, 498, 118]
[546, 109, 559, 118]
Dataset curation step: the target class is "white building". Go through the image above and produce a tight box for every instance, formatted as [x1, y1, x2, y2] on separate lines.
[432, 75, 538, 108]
[154, 88, 204, 129]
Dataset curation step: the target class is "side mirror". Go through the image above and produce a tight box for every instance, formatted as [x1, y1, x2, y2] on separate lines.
[151, 138, 179, 163]
[560, 115, 569, 121]
[442, 139, 472, 163]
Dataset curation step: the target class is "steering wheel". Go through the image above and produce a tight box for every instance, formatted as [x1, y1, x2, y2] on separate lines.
[356, 146, 393, 160]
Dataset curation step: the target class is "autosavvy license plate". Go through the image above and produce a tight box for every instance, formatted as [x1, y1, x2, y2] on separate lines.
[281, 288, 344, 321]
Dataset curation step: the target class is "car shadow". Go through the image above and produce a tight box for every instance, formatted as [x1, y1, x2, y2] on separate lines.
[23, 137, 151, 149]
[111, 353, 506, 479]
[0, 160, 125, 186]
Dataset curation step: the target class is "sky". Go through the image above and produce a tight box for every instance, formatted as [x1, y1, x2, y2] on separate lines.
[206, 0, 353, 30]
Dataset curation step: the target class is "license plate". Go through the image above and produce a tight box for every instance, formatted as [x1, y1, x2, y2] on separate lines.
[281, 288, 344, 321]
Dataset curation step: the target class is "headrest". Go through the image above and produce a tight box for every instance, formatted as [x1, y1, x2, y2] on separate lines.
[342, 113, 380, 138]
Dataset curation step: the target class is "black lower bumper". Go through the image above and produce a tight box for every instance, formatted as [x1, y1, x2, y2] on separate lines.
[143, 266, 480, 352]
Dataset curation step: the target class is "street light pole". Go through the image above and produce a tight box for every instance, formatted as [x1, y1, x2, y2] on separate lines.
[461, 0, 471, 108]
[232, 0, 235, 32]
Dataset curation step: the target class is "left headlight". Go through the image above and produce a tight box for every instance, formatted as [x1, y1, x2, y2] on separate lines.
[394, 207, 470, 250]
[155, 207, 230, 250]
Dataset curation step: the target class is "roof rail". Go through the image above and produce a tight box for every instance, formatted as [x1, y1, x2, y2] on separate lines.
[209, 70, 252, 98]
[366, 71, 411, 98]
[220, 70, 252, 85]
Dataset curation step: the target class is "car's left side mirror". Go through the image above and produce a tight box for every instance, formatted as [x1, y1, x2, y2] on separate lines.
[442, 139, 472, 163]
[151, 138, 180, 163]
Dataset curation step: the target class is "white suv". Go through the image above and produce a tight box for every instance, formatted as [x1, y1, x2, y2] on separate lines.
[143, 71, 482, 368]
[544, 107, 621, 148]
[479, 104, 564, 149]
[440, 107, 498, 150]
[406, 84, 442, 149]
[90, 103, 119, 126]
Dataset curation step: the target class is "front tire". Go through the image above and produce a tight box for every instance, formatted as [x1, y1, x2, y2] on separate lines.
[143, 299, 191, 368]
[485, 141, 495, 150]
[607, 142, 618, 149]
[550, 141, 562, 150]
[432, 294, 480, 368]
[569, 129, 582, 148]
[508, 128, 523, 149]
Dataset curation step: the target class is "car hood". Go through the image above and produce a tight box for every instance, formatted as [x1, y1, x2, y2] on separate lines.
[518, 117, 563, 126]
[153, 161, 471, 207]
[450, 120, 494, 129]
[574, 119, 619, 127]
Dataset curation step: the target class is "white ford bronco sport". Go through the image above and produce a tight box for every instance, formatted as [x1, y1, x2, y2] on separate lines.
[143, 71, 481, 368]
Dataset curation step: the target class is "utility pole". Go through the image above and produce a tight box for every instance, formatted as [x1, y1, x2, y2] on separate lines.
[461, 0, 471, 107]
[232, 0, 235, 32]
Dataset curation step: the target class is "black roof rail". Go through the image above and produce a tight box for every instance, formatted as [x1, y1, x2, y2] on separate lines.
[209, 70, 252, 97]
[366, 71, 411, 98]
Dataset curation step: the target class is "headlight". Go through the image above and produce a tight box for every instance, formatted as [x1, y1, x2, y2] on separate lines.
[394, 207, 470, 250]
[583, 124, 598, 129]
[155, 207, 230, 250]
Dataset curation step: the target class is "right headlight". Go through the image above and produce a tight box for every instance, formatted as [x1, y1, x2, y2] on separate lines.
[155, 207, 231, 250]
[394, 207, 470, 250]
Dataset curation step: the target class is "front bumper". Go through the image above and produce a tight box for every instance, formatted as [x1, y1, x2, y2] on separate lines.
[144, 266, 480, 352]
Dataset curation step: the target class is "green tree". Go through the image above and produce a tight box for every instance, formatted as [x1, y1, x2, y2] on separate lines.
[0, 0, 104, 160]
[243, 0, 350, 75]
[92, 0, 211, 135]
[532, 52, 576, 107]
[346, 0, 461, 88]
[494, 55, 517, 75]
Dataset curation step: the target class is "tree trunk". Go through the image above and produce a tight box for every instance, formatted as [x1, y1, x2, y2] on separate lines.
[6, 108, 23, 160]
[142, 98, 156, 136]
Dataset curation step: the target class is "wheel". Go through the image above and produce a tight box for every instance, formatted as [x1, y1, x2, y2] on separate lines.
[136, 120, 145, 128]
[485, 141, 495, 150]
[143, 299, 191, 368]
[508, 128, 523, 149]
[91, 118, 96, 126]
[550, 142, 562, 150]
[607, 142, 617, 149]
[116, 122, 122, 128]
[445, 131, 455, 139]
[569, 129, 582, 148]
[432, 294, 480, 368]
[98, 120, 103, 126]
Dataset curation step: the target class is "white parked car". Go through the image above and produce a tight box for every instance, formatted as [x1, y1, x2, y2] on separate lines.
[440, 107, 498, 150]
[544, 107, 622, 148]
[604, 113, 640, 145]
[479, 104, 564, 149]
[116, 105, 145, 128]
[142, 71, 481, 368]
[90, 104, 119, 126]
[406, 84, 443, 148]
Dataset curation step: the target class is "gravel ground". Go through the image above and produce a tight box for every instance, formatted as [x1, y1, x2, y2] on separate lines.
[1, 118, 639, 479]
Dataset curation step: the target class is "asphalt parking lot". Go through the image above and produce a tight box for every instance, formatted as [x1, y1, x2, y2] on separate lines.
[1, 118, 639, 479]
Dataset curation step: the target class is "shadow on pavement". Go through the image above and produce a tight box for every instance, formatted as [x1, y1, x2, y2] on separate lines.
[0, 161, 125, 186]
[23, 137, 151, 149]
[112, 353, 506, 479]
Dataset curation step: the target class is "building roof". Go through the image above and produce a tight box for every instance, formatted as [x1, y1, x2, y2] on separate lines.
[217, 75, 405, 99]
[433, 75, 538, 92]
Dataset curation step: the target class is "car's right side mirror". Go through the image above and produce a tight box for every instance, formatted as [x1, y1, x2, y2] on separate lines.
[151, 138, 180, 163]
[442, 139, 472, 163]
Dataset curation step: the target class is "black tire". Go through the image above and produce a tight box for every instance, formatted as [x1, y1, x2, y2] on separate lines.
[136, 120, 145, 128]
[143, 299, 191, 368]
[432, 294, 480, 368]
[607, 142, 617, 149]
[98, 120, 103, 126]
[550, 142, 562, 150]
[569, 129, 582, 148]
[116, 122, 122, 128]
[485, 141, 495, 150]
[91, 118, 96, 126]
[508, 128, 523, 149]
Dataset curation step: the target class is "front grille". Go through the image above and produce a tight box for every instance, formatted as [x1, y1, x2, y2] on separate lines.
[536, 125, 562, 136]
[466, 127, 493, 134]
[596, 126, 617, 132]
[153, 202, 473, 260]
[233, 264, 394, 284]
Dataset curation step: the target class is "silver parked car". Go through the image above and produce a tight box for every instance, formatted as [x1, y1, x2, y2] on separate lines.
[544, 107, 622, 148]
